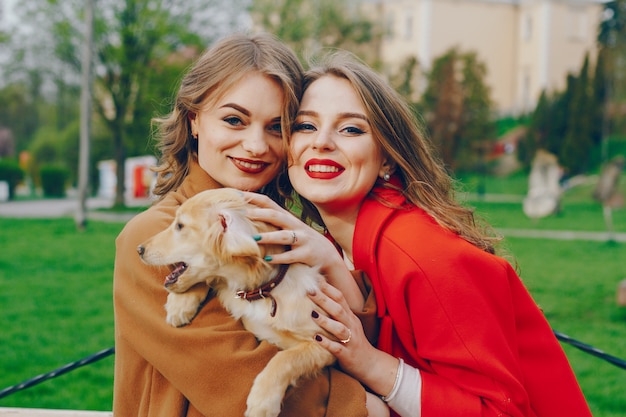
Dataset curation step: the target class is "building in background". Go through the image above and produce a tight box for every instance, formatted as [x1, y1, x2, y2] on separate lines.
[366, 0, 606, 114]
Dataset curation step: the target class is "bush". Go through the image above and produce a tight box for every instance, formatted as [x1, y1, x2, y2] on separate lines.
[0, 158, 24, 199]
[40, 164, 69, 197]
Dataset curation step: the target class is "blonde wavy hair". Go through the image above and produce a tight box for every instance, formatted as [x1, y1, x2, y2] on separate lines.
[151, 32, 304, 204]
[289, 51, 499, 254]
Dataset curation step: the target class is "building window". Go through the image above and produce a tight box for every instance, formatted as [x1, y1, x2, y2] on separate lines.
[404, 10, 413, 40]
[385, 12, 395, 40]
[523, 71, 531, 112]
[523, 14, 533, 41]
[567, 7, 587, 41]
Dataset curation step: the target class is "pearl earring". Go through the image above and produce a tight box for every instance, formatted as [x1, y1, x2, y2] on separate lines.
[383, 172, 390, 181]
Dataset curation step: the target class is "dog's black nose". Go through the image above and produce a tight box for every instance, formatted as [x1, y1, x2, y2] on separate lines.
[137, 245, 145, 256]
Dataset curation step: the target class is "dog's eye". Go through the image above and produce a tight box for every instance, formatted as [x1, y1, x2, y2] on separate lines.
[176, 222, 184, 231]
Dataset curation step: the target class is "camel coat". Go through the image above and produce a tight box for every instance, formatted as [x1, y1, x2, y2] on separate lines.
[113, 160, 368, 417]
[353, 184, 592, 417]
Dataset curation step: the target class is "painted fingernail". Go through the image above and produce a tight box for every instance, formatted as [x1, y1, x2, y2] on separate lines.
[264, 255, 273, 262]
[252, 235, 262, 241]
[311, 310, 319, 319]
[315, 334, 323, 342]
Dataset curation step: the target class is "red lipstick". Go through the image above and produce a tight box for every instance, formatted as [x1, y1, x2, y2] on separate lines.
[304, 159, 344, 179]
[231, 157, 269, 174]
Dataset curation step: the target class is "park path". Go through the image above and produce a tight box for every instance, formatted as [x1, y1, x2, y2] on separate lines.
[0, 197, 136, 222]
[1, 196, 625, 242]
[497, 227, 626, 243]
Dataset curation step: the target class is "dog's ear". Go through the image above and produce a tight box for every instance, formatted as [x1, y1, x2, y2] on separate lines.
[216, 209, 261, 258]
[219, 213, 229, 232]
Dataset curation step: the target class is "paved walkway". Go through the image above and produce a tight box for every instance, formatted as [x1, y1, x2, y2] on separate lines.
[497, 227, 626, 243]
[0, 197, 138, 222]
[1, 197, 625, 242]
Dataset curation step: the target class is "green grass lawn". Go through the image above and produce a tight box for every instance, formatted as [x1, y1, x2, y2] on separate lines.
[505, 238, 626, 417]
[459, 171, 626, 234]
[0, 194, 625, 415]
[0, 218, 121, 411]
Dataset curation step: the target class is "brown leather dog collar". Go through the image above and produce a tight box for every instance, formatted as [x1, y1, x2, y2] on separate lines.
[235, 264, 289, 317]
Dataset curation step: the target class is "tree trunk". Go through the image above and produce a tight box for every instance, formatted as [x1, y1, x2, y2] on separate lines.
[114, 126, 126, 208]
[76, 0, 94, 230]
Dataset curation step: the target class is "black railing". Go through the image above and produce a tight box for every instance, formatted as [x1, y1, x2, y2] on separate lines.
[1, 330, 625, 401]
[0, 347, 115, 400]
[554, 330, 626, 370]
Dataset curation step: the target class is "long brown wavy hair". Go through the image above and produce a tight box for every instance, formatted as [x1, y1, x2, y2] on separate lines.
[150, 32, 304, 205]
[287, 51, 499, 254]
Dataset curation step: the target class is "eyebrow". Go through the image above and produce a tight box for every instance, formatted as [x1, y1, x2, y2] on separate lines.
[220, 103, 250, 116]
[298, 110, 368, 122]
[219, 103, 282, 124]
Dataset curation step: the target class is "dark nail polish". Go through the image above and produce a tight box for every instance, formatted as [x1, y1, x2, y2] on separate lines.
[252, 235, 261, 241]
[311, 310, 319, 319]
[315, 334, 322, 342]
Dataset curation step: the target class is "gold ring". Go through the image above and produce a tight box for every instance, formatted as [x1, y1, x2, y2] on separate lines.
[340, 328, 352, 344]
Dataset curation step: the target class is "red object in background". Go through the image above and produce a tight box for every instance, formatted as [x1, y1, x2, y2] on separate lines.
[134, 166, 147, 198]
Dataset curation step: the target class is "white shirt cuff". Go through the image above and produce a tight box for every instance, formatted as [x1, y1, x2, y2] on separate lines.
[383, 359, 422, 417]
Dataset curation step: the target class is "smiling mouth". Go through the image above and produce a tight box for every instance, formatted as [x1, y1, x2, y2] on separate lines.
[307, 164, 342, 173]
[231, 158, 268, 172]
[164, 262, 188, 287]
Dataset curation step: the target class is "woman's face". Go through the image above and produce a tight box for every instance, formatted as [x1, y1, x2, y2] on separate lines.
[289, 75, 386, 216]
[191, 72, 285, 191]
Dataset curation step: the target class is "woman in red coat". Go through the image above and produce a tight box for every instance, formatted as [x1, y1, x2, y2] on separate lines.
[249, 51, 592, 417]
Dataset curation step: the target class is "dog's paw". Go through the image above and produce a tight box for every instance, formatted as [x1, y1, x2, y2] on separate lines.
[165, 308, 195, 327]
[244, 390, 283, 417]
[165, 291, 204, 327]
[244, 398, 281, 417]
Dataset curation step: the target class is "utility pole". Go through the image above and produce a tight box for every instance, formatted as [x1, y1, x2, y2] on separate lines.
[76, 0, 94, 230]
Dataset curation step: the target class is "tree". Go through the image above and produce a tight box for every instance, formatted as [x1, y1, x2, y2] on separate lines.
[598, 0, 626, 133]
[250, 0, 380, 64]
[421, 50, 463, 170]
[420, 48, 495, 172]
[591, 48, 609, 148]
[6, 0, 247, 207]
[0, 128, 14, 158]
[599, 0, 626, 48]
[390, 56, 420, 101]
[518, 90, 551, 168]
[0, 84, 38, 152]
[561, 55, 594, 174]
[546, 76, 574, 158]
[521, 51, 609, 175]
[76, 0, 94, 229]
[458, 51, 496, 169]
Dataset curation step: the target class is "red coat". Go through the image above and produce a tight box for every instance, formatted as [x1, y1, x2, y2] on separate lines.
[353, 186, 592, 417]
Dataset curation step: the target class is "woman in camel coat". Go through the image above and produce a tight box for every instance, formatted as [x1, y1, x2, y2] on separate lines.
[113, 34, 376, 417]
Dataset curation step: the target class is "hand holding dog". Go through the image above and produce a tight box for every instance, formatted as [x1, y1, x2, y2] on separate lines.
[244, 191, 365, 310]
[245, 191, 394, 416]
[309, 281, 398, 412]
